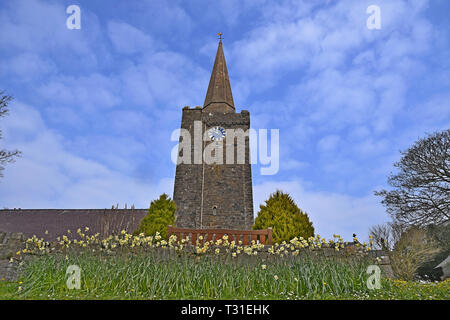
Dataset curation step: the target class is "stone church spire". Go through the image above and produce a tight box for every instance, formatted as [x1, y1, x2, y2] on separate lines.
[203, 40, 235, 113]
[173, 37, 254, 230]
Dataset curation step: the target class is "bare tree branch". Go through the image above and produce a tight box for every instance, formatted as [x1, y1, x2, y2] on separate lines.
[375, 129, 450, 226]
[0, 91, 21, 178]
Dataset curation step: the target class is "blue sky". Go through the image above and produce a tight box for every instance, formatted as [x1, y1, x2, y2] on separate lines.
[0, 0, 449, 240]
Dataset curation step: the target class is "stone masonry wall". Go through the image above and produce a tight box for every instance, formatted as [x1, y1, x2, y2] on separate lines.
[0, 231, 25, 281]
[173, 106, 254, 230]
[173, 107, 204, 228]
[0, 230, 395, 282]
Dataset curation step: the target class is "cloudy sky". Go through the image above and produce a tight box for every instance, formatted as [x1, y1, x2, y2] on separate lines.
[0, 0, 449, 240]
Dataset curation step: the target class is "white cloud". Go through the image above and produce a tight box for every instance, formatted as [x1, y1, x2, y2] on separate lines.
[317, 135, 340, 153]
[230, 0, 433, 93]
[0, 52, 56, 80]
[0, 0, 447, 242]
[409, 93, 450, 126]
[0, 101, 172, 209]
[0, 0, 101, 67]
[281, 159, 308, 171]
[138, 0, 193, 35]
[121, 51, 208, 110]
[38, 74, 122, 112]
[253, 180, 388, 241]
[107, 21, 154, 54]
[236, 0, 442, 197]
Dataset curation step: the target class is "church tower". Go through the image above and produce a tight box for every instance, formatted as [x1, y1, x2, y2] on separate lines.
[173, 39, 254, 230]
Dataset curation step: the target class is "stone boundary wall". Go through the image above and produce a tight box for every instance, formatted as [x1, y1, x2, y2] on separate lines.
[0, 230, 395, 281]
[0, 231, 25, 281]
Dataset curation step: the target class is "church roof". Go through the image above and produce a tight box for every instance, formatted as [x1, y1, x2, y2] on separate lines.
[203, 40, 235, 112]
[0, 209, 147, 241]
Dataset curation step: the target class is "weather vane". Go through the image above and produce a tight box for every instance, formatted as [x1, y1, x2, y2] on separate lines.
[217, 32, 223, 41]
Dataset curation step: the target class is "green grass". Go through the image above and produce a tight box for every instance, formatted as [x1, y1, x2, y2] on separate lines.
[0, 281, 18, 300]
[1, 250, 448, 300]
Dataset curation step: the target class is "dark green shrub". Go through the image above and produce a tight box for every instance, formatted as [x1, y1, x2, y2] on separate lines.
[134, 194, 176, 239]
[253, 190, 314, 243]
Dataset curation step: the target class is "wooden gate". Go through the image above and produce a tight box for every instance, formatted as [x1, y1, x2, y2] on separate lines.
[167, 226, 273, 245]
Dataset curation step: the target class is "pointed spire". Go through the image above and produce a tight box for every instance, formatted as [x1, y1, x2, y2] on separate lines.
[203, 40, 235, 112]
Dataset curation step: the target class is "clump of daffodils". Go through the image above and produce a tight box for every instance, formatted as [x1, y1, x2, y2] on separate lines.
[21, 228, 373, 260]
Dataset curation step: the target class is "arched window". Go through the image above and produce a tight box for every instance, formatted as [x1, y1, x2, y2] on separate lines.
[213, 206, 217, 216]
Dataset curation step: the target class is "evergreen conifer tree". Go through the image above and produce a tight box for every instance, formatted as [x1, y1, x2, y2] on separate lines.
[134, 193, 176, 239]
[253, 190, 314, 243]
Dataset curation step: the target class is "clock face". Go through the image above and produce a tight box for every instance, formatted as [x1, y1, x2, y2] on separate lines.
[208, 126, 226, 141]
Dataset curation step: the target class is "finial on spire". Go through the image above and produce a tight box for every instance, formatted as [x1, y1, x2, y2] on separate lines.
[203, 36, 235, 112]
[217, 32, 223, 41]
